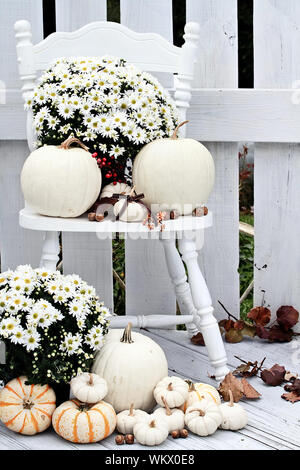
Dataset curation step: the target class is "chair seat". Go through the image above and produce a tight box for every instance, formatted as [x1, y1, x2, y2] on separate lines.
[19, 207, 213, 235]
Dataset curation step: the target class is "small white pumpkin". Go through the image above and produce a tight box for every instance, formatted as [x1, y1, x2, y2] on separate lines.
[133, 415, 169, 446]
[100, 182, 131, 199]
[21, 137, 101, 218]
[70, 373, 107, 404]
[116, 403, 148, 434]
[153, 396, 184, 433]
[133, 121, 215, 215]
[154, 376, 189, 408]
[181, 381, 221, 411]
[113, 199, 148, 222]
[92, 323, 168, 413]
[219, 390, 248, 430]
[184, 400, 222, 436]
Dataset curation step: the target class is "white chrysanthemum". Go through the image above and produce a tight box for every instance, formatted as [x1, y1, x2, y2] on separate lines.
[60, 332, 82, 355]
[23, 329, 41, 351]
[10, 326, 26, 345]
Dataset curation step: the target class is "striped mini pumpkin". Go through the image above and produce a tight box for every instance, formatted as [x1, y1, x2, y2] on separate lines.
[52, 399, 116, 443]
[0, 376, 56, 435]
[181, 381, 221, 412]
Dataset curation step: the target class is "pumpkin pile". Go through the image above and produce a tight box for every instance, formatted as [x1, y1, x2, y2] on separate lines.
[0, 325, 248, 446]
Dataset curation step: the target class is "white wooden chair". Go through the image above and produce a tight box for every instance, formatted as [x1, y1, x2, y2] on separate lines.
[14, 20, 229, 381]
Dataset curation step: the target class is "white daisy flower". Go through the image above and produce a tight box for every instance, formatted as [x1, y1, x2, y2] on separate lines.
[23, 329, 41, 351]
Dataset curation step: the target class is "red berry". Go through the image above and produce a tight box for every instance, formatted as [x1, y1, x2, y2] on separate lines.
[97, 158, 101, 164]
[107, 162, 111, 165]
[105, 174, 112, 178]
[113, 173, 117, 177]
[103, 157, 106, 162]
[92, 152, 98, 158]
[113, 181, 117, 185]
[110, 156, 115, 160]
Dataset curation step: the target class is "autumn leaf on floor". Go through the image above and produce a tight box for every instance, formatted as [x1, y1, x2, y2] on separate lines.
[241, 378, 261, 399]
[190, 332, 205, 346]
[284, 371, 298, 382]
[281, 392, 300, 403]
[268, 325, 294, 343]
[276, 306, 299, 332]
[225, 329, 243, 343]
[284, 378, 300, 394]
[233, 356, 266, 377]
[247, 306, 271, 326]
[218, 373, 244, 402]
[261, 364, 286, 386]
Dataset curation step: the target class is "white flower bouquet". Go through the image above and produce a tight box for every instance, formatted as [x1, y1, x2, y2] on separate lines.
[0, 265, 110, 387]
[28, 56, 179, 183]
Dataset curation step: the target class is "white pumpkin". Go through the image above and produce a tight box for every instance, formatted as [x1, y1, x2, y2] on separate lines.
[133, 415, 169, 446]
[70, 373, 107, 404]
[184, 400, 222, 436]
[154, 376, 189, 408]
[92, 323, 168, 413]
[153, 397, 184, 433]
[113, 199, 148, 222]
[219, 390, 248, 430]
[100, 182, 131, 199]
[132, 121, 215, 215]
[21, 137, 101, 217]
[116, 403, 148, 434]
[181, 381, 221, 411]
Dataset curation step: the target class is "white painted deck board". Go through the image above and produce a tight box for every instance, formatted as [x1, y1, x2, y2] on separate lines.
[0, 334, 298, 450]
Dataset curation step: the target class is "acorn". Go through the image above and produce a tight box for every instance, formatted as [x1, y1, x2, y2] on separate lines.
[115, 434, 124, 445]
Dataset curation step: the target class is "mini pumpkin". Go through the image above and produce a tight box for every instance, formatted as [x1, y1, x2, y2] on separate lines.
[181, 381, 221, 411]
[153, 396, 184, 433]
[113, 199, 148, 222]
[116, 403, 148, 434]
[0, 376, 56, 435]
[154, 376, 189, 408]
[184, 400, 222, 436]
[219, 390, 248, 430]
[133, 415, 169, 446]
[52, 399, 116, 443]
[70, 373, 107, 404]
[100, 182, 131, 199]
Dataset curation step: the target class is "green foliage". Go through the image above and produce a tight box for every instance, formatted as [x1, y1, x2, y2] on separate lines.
[239, 213, 254, 320]
[113, 237, 125, 316]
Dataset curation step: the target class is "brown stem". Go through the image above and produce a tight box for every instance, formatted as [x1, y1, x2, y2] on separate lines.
[188, 408, 205, 417]
[149, 420, 156, 428]
[129, 186, 136, 197]
[218, 300, 239, 321]
[228, 390, 234, 407]
[120, 323, 134, 344]
[129, 403, 134, 417]
[23, 399, 34, 410]
[161, 396, 172, 416]
[88, 373, 94, 386]
[171, 121, 189, 139]
[167, 382, 173, 391]
[59, 136, 89, 152]
[186, 380, 196, 392]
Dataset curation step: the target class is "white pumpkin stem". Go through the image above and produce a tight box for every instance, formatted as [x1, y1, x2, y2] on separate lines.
[188, 408, 205, 417]
[129, 403, 134, 417]
[120, 322, 134, 344]
[129, 186, 136, 197]
[186, 380, 196, 392]
[149, 419, 156, 428]
[228, 389, 234, 407]
[88, 373, 94, 386]
[161, 396, 172, 416]
[171, 121, 189, 140]
[59, 136, 89, 152]
[167, 382, 173, 391]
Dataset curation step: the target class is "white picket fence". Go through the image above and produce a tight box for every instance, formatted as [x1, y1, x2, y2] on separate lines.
[0, 0, 300, 327]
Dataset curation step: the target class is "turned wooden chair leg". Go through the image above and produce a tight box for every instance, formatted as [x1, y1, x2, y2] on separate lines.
[160, 232, 199, 337]
[40, 231, 60, 271]
[178, 230, 229, 381]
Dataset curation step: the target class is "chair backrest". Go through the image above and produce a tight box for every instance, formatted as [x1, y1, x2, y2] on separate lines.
[14, 20, 199, 148]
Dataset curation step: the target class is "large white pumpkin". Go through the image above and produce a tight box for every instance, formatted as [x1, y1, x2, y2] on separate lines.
[92, 323, 168, 413]
[21, 137, 102, 217]
[132, 121, 215, 215]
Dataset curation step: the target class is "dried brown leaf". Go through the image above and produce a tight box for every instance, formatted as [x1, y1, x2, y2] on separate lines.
[241, 378, 261, 399]
[218, 373, 244, 402]
[268, 325, 293, 343]
[276, 306, 299, 332]
[281, 392, 300, 403]
[284, 371, 298, 382]
[247, 307, 271, 327]
[241, 325, 257, 338]
[190, 332, 205, 346]
[261, 364, 286, 386]
[225, 329, 243, 343]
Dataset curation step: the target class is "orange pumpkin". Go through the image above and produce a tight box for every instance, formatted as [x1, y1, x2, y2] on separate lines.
[0, 376, 56, 435]
[52, 399, 116, 443]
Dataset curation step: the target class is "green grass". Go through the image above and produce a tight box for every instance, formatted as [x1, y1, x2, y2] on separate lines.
[239, 213, 254, 320]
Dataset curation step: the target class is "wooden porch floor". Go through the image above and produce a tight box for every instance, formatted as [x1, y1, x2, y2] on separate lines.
[1, 330, 299, 450]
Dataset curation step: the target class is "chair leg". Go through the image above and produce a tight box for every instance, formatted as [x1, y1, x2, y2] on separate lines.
[160, 233, 199, 338]
[178, 230, 229, 382]
[40, 231, 60, 271]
